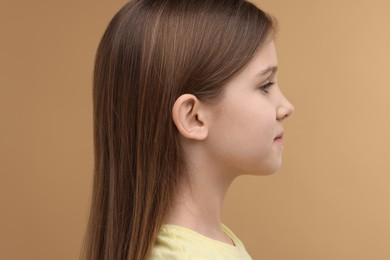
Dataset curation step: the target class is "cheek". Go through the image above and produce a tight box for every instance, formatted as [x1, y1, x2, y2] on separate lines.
[227, 104, 275, 144]
[207, 104, 277, 174]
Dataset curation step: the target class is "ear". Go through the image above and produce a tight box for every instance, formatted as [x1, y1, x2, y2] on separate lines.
[172, 94, 208, 140]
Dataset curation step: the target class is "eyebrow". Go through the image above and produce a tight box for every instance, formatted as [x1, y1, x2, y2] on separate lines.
[256, 66, 278, 76]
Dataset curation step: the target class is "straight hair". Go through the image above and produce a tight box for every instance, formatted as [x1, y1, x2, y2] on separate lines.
[82, 0, 276, 259]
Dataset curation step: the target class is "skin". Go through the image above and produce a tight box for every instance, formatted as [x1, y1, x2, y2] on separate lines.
[169, 41, 294, 245]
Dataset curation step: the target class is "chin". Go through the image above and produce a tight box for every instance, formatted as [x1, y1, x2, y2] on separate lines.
[231, 156, 283, 176]
[253, 160, 282, 176]
[258, 168, 280, 176]
[242, 163, 281, 176]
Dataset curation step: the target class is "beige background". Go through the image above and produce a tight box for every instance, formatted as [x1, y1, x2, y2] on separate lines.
[1, 0, 389, 259]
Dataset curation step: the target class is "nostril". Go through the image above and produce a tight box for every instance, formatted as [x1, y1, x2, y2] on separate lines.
[284, 103, 294, 119]
[278, 107, 292, 121]
[277, 100, 294, 121]
[288, 105, 294, 117]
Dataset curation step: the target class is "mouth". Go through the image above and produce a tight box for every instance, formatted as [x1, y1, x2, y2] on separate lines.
[274, 133, 284, 142]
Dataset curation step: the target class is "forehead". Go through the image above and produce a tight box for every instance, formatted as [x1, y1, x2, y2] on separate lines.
[246, 41, 278, 75]
[220, 40, 278, 91]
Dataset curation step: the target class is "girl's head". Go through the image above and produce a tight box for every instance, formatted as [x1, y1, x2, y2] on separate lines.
[84, 0, 286, 259]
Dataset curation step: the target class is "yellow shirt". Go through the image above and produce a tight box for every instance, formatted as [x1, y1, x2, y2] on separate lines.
[150, 224, 252, 259]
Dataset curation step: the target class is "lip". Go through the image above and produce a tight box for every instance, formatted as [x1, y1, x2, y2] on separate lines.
[274, 133, 284, 143]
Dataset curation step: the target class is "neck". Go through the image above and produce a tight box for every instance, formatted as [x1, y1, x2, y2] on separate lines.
[165, 154, 236, 245]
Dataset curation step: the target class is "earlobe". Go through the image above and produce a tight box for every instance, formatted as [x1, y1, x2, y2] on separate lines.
[172, 94, 208, 140]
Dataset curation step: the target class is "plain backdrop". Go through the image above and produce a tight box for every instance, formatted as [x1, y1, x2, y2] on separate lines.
[1, 0, 389, 259]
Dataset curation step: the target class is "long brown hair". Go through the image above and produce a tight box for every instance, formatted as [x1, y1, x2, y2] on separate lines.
[82, 0, 276, 259]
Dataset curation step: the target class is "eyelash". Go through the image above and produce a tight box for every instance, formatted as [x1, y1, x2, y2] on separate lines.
[259, 81, 275, 93]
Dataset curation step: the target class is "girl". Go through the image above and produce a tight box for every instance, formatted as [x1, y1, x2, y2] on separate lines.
[83, 0, 294, 259]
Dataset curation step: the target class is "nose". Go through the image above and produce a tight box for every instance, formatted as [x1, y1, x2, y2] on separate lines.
[276, 93, 294, 121]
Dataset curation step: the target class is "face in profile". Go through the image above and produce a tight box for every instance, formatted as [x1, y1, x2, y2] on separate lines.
[204, 40, 294, 176]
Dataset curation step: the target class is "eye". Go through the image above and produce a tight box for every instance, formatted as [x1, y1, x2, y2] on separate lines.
[259, 81, 275, 94]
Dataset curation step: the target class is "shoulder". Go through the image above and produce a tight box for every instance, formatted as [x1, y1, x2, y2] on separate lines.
[149, 224, 252, 260]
